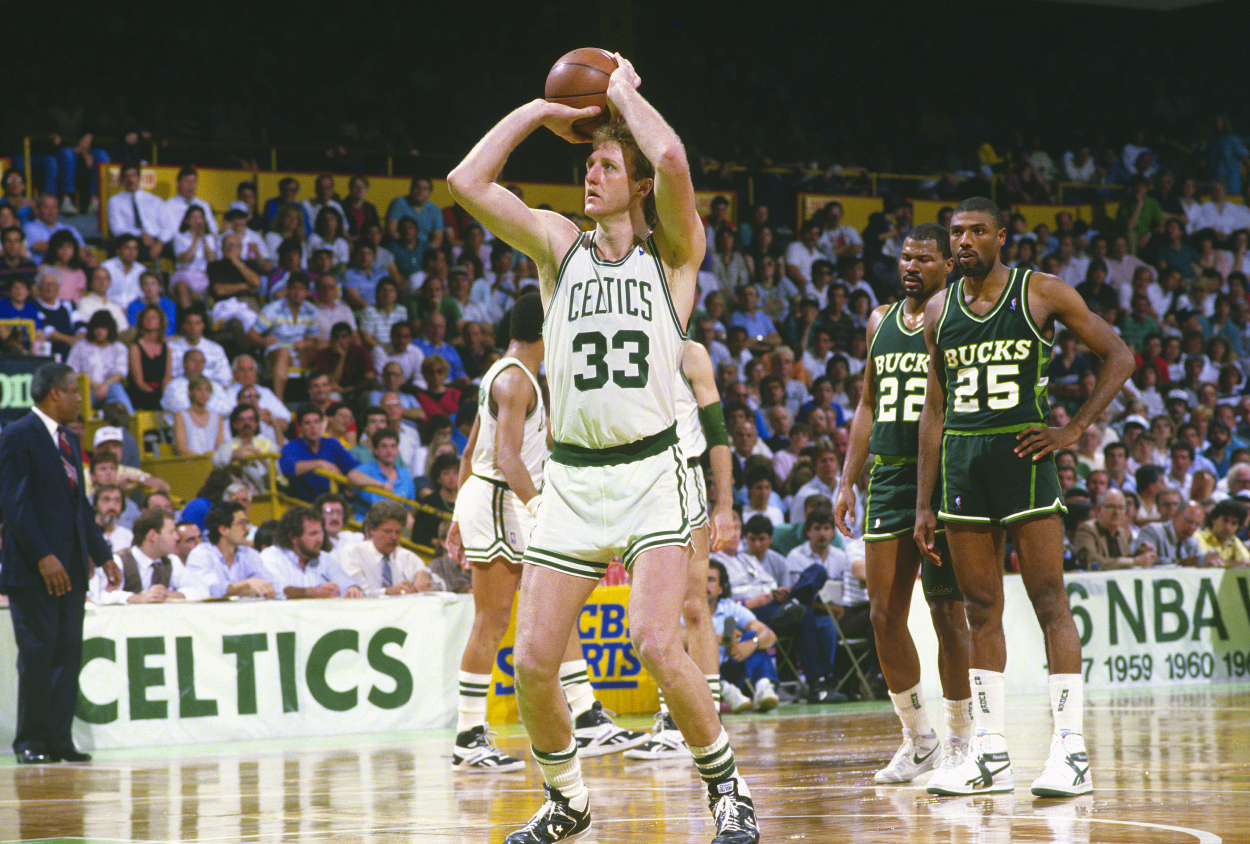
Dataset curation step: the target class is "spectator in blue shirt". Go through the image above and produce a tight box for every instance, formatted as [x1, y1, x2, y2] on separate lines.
[0, 277, 41, 352]
[412, 311, 467, 383]
[729, 283, 781, 352]
[353, 427, 417, 521]
[385, 177, 444, 257]
[24, 194, 83, 260]
[279, 403, 376, 502]
[263, 177, 312, 232]
[342, 239, 388, 310]
[125, 270, 177, 337]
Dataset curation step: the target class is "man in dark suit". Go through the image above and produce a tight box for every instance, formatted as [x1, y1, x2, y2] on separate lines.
[0, 363, 120, 763]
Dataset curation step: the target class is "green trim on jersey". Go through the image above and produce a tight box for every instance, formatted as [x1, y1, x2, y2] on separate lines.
[480, 360, 539, 422]
[943, 422, 1035, 436]
[471, 473, 509, 489]
[638, 234, 688, 338]
[542, 232, 587, 337]
[868, 299, 930, 457]
[875, 454, 917, 465]
[936, 267, 1052, 432]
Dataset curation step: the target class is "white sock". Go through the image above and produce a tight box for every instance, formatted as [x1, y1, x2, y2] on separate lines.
[559, 660, 596, 720]
[658, 691, 668, 716]
[944, 697, 975, 744]
[706, 674, 722, 708]
[456, 671, 491, 735]
[689, 727, 738, 785]
[969, 669, 1006, 737]
[533, 738, 588, 811]
[1049, 673, 1084, 735]
[889, 684, 935, 739]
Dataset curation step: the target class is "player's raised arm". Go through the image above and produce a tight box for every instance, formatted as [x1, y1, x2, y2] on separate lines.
[447, 100, 592, 288]
[914, 293, 948, 564]
[1014, 273, 1134, 461]
[836, 303, 889, 538]
[605, 54, 704, 273]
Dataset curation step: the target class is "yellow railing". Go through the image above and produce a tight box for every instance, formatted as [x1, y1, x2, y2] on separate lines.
[312, 466, 440, 557]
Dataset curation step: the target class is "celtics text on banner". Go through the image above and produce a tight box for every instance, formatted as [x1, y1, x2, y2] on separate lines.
[0, 594, 474, 750]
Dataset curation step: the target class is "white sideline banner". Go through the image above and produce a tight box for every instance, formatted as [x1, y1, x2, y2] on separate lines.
[0, 593, 475, 750]
[908, 567, 1250, 700]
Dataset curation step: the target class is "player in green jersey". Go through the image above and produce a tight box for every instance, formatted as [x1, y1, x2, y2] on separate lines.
[835, 223, 973, 785]
[915, 197, 1133, 798]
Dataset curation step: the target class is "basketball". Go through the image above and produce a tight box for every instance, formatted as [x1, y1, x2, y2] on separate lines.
[545, 48, 618, 138]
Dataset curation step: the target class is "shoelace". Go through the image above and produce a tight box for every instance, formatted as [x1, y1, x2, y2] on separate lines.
[471, 727, 504, 750]
[522, 797, 576, 833]
[712, 795, 750, 832]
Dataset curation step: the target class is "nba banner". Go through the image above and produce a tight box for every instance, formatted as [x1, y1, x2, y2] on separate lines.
[909, 567, 1250, 698]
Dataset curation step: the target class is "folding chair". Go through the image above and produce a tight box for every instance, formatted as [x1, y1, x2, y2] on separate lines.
[825, 608, 875, 701]
[769, 633, 809, 700]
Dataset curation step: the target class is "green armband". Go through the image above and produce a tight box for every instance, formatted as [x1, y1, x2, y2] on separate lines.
[698, 402, 730, 448]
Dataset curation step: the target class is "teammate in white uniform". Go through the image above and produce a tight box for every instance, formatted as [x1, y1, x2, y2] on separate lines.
[448, 53, 757, 844]
[447, 294, 645, 772]
[627, 338, 737, 758]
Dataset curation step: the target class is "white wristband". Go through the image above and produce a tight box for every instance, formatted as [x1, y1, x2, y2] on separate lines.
[525, 495, 542, 521]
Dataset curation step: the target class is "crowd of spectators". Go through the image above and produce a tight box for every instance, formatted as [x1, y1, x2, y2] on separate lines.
[1, 120, 1247, 647]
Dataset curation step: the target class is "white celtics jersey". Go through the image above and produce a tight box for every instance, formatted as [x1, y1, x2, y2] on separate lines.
[470, 356, 546, 489]
[545, 233, 687, 448]
[675, 358, 705, 460]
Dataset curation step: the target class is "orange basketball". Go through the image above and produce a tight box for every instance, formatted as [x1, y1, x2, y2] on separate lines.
[545, 48, 618, 138]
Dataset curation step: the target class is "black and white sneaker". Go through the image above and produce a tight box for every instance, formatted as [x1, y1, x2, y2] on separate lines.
[573, 701, 649, 757]
[502, 784, 591, 844]
[623, 711, 690, 760]
[708, 775, 759, 844]
[452, 724, 526, 773]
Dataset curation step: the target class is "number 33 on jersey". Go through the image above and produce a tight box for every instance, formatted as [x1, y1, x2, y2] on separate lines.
[545, 233, 688, 449]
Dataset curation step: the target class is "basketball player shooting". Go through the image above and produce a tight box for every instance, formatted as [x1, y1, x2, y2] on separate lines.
[447, 52, 758, 844]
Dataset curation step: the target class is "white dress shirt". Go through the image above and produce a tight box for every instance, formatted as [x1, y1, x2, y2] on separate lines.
[113, 545, 209, 602]
[224, 382, 292, 422]
[259, 545, 357, 598]
[168, 335, 231, 384]
[339, 539, 436, 596]
[101, 524, 133, 554]
[107, 189, 166, 240]
[371, 343, 426, 389]
[161, 376, 235, 416]
[100, 256, 146, 309]
[162, 195, 219, 242]
[185, 542, 271, 599]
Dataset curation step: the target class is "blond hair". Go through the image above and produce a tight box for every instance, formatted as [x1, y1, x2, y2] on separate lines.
[592, 122, 658, 228]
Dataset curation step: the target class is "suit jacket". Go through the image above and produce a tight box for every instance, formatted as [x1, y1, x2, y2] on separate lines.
[0, 411, 112, 593]
[1072, 519, 1135, 571]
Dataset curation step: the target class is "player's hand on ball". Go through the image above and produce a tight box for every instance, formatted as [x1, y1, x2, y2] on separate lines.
[542, 102, 603, 144]
[605, 53, 640, 120]
[609, 53, 641, 90]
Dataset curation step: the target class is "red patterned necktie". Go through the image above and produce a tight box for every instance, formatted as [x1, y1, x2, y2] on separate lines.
[57, 428, 78, 489]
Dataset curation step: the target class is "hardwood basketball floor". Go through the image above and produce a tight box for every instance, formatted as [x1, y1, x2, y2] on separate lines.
[1, 685, 1246, 843]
